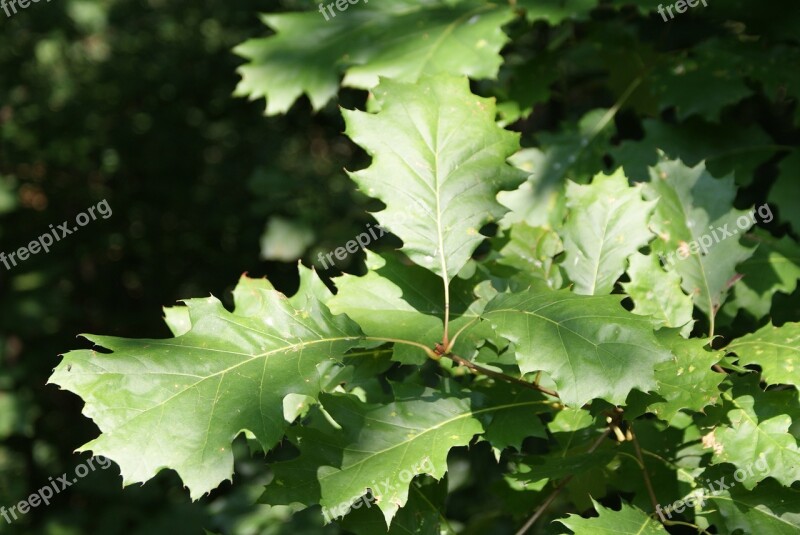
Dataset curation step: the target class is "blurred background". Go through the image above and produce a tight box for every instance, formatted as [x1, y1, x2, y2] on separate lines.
[0, 1, 374, 533]
[1, 0, 798, 533]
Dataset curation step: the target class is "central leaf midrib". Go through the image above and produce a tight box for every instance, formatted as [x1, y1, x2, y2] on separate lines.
[101, 334, 360, 429]
[708, 494, 798, 528]
[318, 400, 549, 482]
[587, 204, 614, 295]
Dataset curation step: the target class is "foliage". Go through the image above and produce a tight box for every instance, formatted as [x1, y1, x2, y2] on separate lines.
[3, 0, 799, 533]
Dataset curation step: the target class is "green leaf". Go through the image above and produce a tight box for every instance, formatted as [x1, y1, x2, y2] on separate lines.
[48, 269, 363, 499]
[500, 109, 615, 228]
[558, 499, 669, 534]
[548, 408, 594, 434]
[343, 75, 527, 280]
[513, 449, 615, 484]
[726, 322, 800, 387]
[328, 250, 490, 363]
[613, 119, 774, 186]
[162, 305, 192, 336]
[706, 479, 800, 535]
[710, 389, 800, 489]
[769, 152, 800, 233]
[234, 2, 515, 115]
[606, 0, 662, 13]
[689, 37, 800, 120]
[328, 251, 444, 364]
[479, 386, 549, 451]
[492, 52, 559, 124]
[622, 252, 694, 335]
[340, 477, 449, 535]
[261, 384, 549, 525]
[481, 285, 673, 406]
[561, 170, 656, 295]
[496, 222, 564, 289]
[650, 61, 752, 122]
[517, 0, 596, 24]
[629, 330, 723, 423]
[644, 159, 756, 329]
[723, 231, 800, 320]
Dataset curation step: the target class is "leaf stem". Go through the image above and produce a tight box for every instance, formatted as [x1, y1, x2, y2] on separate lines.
[662, 519, 712, 535]
[588, 75, 643, 140]
[443, 279, 451, 348]
[445, 316, 479, 353]
[411, 483, 457, 535]
[446, 352, 559, 398]
[514, 428, 611, 535]
[364, 336, 438, 359]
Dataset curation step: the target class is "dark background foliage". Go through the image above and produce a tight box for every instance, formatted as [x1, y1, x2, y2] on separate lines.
[1, 1, 368, 532]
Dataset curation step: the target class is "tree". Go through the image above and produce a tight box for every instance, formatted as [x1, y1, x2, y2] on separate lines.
[50, 0, 800, 532]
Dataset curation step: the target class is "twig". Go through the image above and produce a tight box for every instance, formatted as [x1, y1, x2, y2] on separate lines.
[514, 428, 611, 535]
[365, 336, 560, 399]
[364, 336, 437, 359]
[662, 519, 712, 535]
[630, 424, 659, 513]
[445, 352, 559, 398]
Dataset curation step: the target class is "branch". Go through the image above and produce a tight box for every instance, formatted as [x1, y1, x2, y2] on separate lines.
[630, 424, 659, 513]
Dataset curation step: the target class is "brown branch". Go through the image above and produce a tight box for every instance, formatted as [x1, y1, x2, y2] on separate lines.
[444, 352, 559, 398]
[514, 428, 612, 535]
[631, 424, 659, 513]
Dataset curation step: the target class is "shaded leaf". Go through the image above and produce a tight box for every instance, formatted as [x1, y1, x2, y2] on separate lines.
[479, 386, 549, 451]
[497, 222, 564, 289]
[261, 384, 549, 524]
[234, 2, 514, 114]
[340, 477, 449, 535]
[622, 252, 694, 335]
[558, 499, 669, 534]
[769, 151, 800, 233]
[726, 322, 800, 387]
[517, 0, 596, 24]
[500, 109, 615, 228]
[723, 231, 800, 320]
[706, 479, 800, 535]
